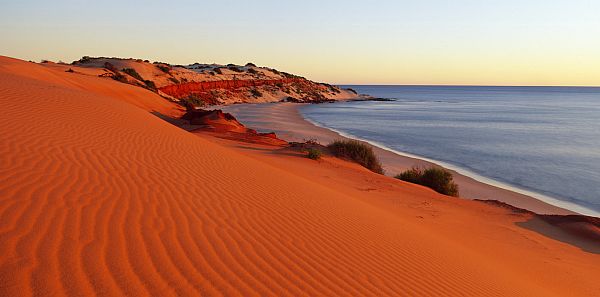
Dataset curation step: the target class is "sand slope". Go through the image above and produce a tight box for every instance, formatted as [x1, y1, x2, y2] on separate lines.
[1, 56, 599, 296]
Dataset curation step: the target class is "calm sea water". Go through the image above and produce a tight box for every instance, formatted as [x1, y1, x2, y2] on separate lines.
[301, 86, 600, 216]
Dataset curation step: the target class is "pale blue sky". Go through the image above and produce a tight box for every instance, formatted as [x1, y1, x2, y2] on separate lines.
[1, 0, 599, 85]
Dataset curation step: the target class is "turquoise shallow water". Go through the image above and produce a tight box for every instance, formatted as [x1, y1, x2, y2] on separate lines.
[300, 86, 600, 216]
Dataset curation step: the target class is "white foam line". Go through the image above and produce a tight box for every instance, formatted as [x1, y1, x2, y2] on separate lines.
[300, 108, 600, 217]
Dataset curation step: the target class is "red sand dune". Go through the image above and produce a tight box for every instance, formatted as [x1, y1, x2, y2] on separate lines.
[1, 56, 599, 296]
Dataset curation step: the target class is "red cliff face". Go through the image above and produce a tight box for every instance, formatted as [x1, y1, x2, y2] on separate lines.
[159, 78, 301, 99]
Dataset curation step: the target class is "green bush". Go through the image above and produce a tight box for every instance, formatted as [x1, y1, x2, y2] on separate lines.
[121, 68, 144, 81]
[395, 167, 459, 197]
[327, 140, 383, 174]
[307, 148, 322, 160]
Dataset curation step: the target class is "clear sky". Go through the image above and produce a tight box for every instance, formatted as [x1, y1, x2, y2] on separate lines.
[1, 0, 599, 85]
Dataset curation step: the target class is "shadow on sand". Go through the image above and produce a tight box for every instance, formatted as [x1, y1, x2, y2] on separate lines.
[477, 200, 600, 254]
[516, 215, 600, 254]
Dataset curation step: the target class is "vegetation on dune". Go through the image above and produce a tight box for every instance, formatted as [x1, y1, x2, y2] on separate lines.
[74, 56, 93, 64]
[156, 64, 171, 73]
[395, 167, 459, 197]
[121, 68, 144, 81]
[184, 94, 206, 108]
[306, 148, 322, 160]
[250, 88, 263, 98]
[228, 66, 244, 73]
[327, 140, 383, 174]
[143, 80, 157, 91]
[110, 72, 128, 83]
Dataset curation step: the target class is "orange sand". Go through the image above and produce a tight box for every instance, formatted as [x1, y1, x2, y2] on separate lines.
[1, 56, 599, 296]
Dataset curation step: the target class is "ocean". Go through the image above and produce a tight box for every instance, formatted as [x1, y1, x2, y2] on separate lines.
[300, 86, 600, 216]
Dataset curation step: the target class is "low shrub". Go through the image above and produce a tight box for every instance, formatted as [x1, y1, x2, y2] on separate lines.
[395, 167, 459, 197]
[122, 68, 144, 81]
[228, 66, 243, 72]
[168, 77, 180, 84]
[245, 62, 257, 67]
[303, 138, 319, 145]
[156, 64, 171, 73]
[104, 62, 117, 72]
[143, 80, 157, 91]
[75, 56, 93, 64]
[110, 72, 128, 83]
[184, 94, 206, 108]
[214, 68, 223, 75]
[306, 148, 322, 160]
[250, 88, 263, 98]
[327, 140, 383, 174]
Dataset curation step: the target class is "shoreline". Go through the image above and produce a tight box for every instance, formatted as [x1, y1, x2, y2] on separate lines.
[222, 102, 592, 216]
[301, 112, 600, 218]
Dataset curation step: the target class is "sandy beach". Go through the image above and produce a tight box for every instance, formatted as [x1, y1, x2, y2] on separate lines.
[221, 102, 577, 215]
[2, 56, 599, 296]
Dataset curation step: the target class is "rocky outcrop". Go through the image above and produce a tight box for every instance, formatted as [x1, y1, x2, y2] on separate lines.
[182, 109, 246, 132]
[181, 109, 287, 145]
[72, 56, 359, 106]
[159, 78, 301, 98]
